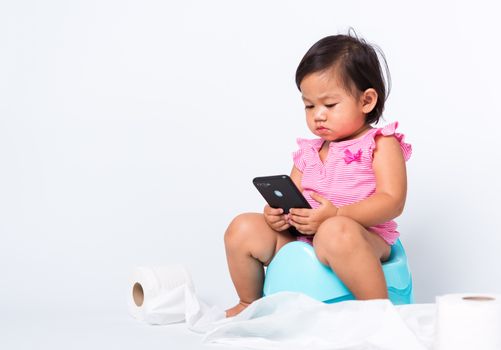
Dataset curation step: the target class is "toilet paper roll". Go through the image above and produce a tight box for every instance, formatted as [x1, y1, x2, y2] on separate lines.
[433, 293, 501, 350]
[128, 265, 194, 325]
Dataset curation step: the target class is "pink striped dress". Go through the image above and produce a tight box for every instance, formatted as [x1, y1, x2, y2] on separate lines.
[292, 121, 412, 245]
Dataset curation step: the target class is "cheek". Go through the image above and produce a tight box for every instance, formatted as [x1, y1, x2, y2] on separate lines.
[306, 116, 315, 127]
[333, 105, 352, 120]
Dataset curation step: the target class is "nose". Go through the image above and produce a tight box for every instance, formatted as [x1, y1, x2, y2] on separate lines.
[314, 106, 327, 121]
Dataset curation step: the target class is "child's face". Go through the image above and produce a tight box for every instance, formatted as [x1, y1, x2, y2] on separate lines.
[300, 70, 373, 142]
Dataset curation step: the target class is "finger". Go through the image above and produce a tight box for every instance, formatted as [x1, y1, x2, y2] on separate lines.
[290, 214, 309, 225]
[265, 206, 284, 215]
[277, 223, 290, 232]
[268, 215, 286, 224]
[274, 221, 290, 232]
[290, 221, 313, 235]
[289, 220, 302, 230]
[289, 208, 310, 217]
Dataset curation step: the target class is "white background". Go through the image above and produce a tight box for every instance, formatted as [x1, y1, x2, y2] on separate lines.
[1, 0, 501, 348]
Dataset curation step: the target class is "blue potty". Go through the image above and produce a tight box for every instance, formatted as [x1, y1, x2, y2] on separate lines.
[263, 239, 414, 305]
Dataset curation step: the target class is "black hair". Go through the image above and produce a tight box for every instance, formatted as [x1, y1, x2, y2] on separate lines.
[295, 30, 391, 125]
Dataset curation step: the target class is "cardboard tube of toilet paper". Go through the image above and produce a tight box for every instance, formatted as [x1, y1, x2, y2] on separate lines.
[433, 293, 501, 350]
[128, 265, 194, 325]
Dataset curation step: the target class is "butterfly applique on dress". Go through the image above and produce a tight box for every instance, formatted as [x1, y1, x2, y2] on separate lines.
[343, 149, 362, 164]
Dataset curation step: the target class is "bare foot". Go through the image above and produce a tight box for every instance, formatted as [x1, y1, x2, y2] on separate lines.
[225, 301, 250, 317]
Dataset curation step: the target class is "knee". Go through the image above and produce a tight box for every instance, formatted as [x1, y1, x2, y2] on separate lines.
[224, 213, 256, 249]
[313, 216, 364, 264]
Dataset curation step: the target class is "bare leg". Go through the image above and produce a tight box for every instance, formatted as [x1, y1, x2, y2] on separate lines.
[224, 213, 295, 317]
[313, 216, 391, 299]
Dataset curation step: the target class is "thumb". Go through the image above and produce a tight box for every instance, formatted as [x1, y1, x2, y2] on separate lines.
[310, 192, 327, 205]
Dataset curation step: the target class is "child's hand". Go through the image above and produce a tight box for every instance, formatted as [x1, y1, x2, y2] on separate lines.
[289, 193, 338, 235]
[263, 204, 291, 232]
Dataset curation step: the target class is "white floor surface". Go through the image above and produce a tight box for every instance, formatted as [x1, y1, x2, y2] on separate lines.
[0, 306, 240, 350]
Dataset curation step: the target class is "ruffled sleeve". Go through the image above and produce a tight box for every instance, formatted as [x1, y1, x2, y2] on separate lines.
[292, 138, 320, 172]
[369, 122, 412, 161]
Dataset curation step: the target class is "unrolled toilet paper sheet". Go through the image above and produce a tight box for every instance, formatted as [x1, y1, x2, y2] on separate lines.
[128, 266, 501, 350]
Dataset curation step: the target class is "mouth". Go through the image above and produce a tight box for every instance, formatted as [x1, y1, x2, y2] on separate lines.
[316, 127, 329, 133]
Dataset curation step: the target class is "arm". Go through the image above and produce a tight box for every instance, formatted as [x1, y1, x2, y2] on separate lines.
[336, 135, 407, 227]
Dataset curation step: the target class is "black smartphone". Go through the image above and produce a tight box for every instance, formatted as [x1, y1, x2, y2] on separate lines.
[253, 175, 311, 236]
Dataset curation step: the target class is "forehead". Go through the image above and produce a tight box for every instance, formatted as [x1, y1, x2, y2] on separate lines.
[300, 70, 348, 100]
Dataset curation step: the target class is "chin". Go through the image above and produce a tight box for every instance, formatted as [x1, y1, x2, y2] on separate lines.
[321, 134, 338, 141]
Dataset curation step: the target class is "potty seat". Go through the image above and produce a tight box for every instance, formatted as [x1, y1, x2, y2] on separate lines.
[263, 239, 414, 305]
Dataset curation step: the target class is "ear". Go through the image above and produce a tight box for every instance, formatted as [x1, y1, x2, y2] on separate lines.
[360, 88, 378, 114]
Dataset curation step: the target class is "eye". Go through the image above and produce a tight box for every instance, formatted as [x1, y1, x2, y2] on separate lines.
[305, 105, 314, 110]
[325, 103, 338, 108]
